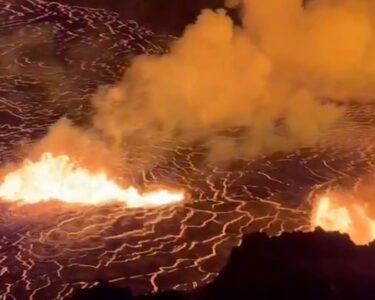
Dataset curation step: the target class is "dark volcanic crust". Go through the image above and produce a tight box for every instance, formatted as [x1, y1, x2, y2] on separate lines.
[1, 1, 375, 300]
[51, 0, 229, 35]
[71, 230, 375, 300]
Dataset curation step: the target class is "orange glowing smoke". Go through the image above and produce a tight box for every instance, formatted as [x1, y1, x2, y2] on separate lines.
[312, 194, 375, 245]
[0, 152, 184, 207]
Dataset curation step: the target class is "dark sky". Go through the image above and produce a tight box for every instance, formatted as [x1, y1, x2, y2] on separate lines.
[55, 0, 230, 34]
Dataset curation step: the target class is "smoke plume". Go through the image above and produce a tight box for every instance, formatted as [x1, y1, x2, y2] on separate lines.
[25, 0, 375, 169]
[240, 0, 375, 101]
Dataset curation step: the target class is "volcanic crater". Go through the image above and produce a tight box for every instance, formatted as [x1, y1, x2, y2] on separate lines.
[1, 1, 375, 299]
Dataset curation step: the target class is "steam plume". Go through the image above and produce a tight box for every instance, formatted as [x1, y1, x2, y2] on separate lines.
[23, 0, 375, 169]
[240, 0, 375, 100]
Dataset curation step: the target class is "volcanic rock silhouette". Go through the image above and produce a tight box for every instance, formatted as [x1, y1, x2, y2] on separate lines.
[71, 229, 375, 300]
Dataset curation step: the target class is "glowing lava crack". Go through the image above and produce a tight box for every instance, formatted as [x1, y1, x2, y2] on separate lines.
[0, 152, 184, 207]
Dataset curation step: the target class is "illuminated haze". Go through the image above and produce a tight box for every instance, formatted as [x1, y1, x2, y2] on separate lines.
[21, 0, 375, 170]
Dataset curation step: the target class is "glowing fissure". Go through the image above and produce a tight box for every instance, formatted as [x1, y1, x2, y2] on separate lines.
[312, 195, 375, 245]
[0, 152, 184, 207]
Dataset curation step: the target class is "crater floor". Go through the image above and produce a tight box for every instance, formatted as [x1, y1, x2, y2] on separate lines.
[1, 1, 375, 299]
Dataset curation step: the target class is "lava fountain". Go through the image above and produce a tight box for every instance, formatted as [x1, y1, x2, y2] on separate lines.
[312, 194, 375, 245]
[0, 152, 184, 207]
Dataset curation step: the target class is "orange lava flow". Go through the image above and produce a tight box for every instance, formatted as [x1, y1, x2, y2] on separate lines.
[312, 195, 375, 245]
[0, 152, 184, 207]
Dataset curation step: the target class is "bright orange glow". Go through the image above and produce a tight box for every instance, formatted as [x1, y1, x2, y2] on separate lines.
[0, 152, 184, 207]
[312, 194, 375, 245]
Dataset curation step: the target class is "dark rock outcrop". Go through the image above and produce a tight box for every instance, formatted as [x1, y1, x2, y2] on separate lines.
[71, 229, 375, 300]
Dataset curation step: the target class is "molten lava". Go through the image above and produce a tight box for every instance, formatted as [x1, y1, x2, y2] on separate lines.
[312, 195, 375, 245]
[0, 152, 184, 207]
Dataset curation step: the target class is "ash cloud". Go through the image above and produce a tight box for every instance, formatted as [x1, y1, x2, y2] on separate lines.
[34, 0, 375, 167]
[240, 0, 375, 101]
